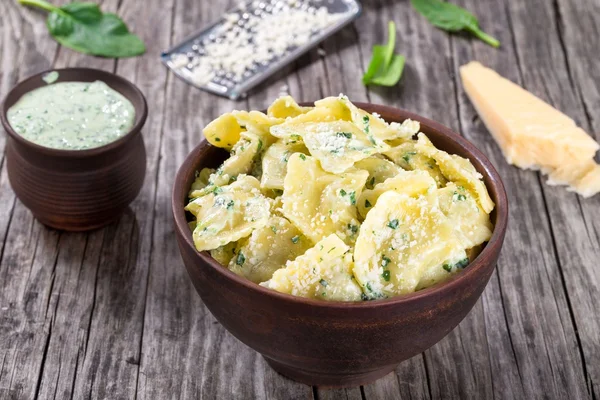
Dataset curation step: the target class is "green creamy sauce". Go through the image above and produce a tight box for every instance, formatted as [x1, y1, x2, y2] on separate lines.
[7, 80, 135, 150]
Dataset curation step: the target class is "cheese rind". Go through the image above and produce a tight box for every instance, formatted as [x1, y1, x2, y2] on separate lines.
[460, 61, 600, 198]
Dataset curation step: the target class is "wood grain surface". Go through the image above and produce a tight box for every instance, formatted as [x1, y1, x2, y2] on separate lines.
[0, 0, 598, 399]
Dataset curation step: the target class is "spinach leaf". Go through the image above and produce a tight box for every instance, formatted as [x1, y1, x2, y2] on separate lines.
[381, 21, 396, 70]
[362, 43, 387, 84]
[410, 0, 499, 48]
[370, 49, 405, 87]
[19, 0, 145, 58]
[362, 21, 405, 87]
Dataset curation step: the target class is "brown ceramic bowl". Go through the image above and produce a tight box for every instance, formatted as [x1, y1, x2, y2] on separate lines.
[172, 103, 508, 387]
[1, 68, 147, 231]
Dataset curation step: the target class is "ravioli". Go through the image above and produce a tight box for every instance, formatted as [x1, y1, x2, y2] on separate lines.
[315, 95, 420, 141]
[267, 95, 313, 119]
[384, 140, 447, 187]
[185, 175, 270, 251]
[204, 131, 262, 188]
[228, 216, 311, 283]
[355, 156, 403, 189]
[415, 134, 495, 213]
[353, 191, 466, 298]
[281, 154, 368, 244]
[187, 94, 496, 301]
[260, 139, 309, 190]
[210, 241, 239, 266]
[261, 234, 363, 301]
[189, 168, 215, 197]
[357, 170, 437, 219]
[203, 113, 243, 150]
[437, 183, 493, 249]
[232, 110, 284, 137]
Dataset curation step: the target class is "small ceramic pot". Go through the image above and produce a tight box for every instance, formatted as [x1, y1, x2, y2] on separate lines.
[172, 103, 509, 387]
[1, 68, 148, 231]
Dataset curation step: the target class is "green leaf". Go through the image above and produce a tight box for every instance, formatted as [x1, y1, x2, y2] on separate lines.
[362, 22, 405, 87]
[19, 0, 146, 58]
[382, 21, 396, 69]
[370, 54, 405, 86]
[410, 0, 500, 48]
[362, 44, 387, 84]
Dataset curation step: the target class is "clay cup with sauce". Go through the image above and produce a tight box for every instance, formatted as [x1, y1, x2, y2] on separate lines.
[1, 68, 147, 231]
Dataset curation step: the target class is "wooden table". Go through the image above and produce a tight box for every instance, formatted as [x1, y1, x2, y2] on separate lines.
[1, 0, 598, 398]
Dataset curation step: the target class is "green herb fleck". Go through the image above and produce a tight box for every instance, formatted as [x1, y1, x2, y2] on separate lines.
[453, 192, 467, 201]
[291, 235, 300, 244]
[336, 132, 352, 139]
[456, 258, 469, 269]
[348, 224, 359, 234]
[215, 137, 221, 142]
[299, 154, 306, 161]
[226, 200, 235, 210]
[319, 279, 328, 287]
[387, 219, 399, 229]
[270, 226, 277, 233]
[381, 255, 391, 268]
[367, 176, 376, 189]
[362, 115, 371, 134]
[340, 188, 347, 196]
[257, 139, 263, 152]
[236, 252, 246, 266]
[410, 0, 500, 48]
[349, 191, 356, 205]
[442, 263, 452, 272]
[382, 270, 391, 281]
[402, 151, 417, 163]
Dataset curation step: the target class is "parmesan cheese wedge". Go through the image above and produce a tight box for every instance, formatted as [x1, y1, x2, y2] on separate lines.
[460, 61, 600, 198]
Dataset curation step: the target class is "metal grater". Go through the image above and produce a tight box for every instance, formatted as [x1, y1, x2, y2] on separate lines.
[160, 0, 362, 100]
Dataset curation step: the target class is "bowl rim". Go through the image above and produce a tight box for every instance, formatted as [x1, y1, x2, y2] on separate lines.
[0, 67, 148, 158]
[172, 102, 509, 309]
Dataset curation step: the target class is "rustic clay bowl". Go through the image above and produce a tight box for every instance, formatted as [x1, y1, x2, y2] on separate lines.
[1, 68, 147, 231]
[172, 103, 508, 387]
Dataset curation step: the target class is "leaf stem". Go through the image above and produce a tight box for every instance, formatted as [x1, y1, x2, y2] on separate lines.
[469, 27, 500, 48]
[17, 0, 58, 13]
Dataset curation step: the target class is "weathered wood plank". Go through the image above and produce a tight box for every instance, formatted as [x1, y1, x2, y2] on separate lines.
[35, 0, 175, 397]
[317, 387, 362, 400]
[131, 0, 311, 398]
[0, 1, 61, 398]
[34, 230, 105, 400]
[28, 1, 121, 397]
[501, 0, 596, 398]
[548, 0, 600, 396]
[450, 0, 590, 399]
[354, 1, 498, 398]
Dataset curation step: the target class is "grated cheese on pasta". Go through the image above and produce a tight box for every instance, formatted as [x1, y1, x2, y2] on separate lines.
[188, 95, 495, 301]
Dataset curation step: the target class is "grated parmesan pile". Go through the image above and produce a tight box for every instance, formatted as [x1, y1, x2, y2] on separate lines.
[170, 1, 346, 87]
